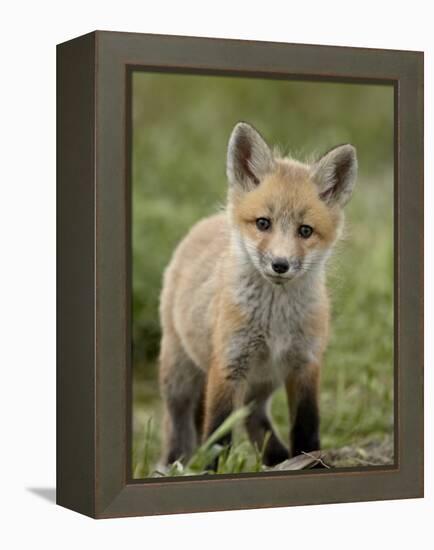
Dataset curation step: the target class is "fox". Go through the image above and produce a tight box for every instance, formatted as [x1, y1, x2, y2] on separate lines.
[158, 121, 357, 469]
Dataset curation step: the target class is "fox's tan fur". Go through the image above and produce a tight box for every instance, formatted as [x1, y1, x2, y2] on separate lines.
[158, 122, 357, 467]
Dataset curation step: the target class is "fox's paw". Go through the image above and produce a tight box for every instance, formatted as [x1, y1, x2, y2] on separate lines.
[263, 441, 290, 467]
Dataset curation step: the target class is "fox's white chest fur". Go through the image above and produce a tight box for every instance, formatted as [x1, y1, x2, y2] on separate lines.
[230, 267, 323, 387]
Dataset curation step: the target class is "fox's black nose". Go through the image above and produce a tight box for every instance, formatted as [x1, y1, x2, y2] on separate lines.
[271, 258, 289, 274]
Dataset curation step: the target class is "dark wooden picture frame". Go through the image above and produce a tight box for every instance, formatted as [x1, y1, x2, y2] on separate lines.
[57, 30, 424, 519]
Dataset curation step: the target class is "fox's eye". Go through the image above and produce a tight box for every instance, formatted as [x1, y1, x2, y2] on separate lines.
[256, 217, 271, 231]
[298, 224, 313, 238]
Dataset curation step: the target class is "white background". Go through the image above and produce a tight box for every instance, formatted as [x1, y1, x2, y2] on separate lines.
[1, 1, 432, 548]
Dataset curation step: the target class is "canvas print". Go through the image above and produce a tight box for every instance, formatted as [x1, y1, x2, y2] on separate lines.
[131, 73, 394, 478]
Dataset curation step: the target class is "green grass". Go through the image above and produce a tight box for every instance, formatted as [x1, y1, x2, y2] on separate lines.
[134, 404, 277, 478]
[131, 73, 394, 478]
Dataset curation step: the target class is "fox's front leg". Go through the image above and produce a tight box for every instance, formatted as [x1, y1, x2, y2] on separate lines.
[203, 361, 240, 447]
[245, 391, 289, 466]
[203, 319, 259, 440]
[286, 362, 321, 456]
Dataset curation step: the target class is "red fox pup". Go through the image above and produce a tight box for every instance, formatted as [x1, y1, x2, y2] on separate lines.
[159, 122, 357, 468]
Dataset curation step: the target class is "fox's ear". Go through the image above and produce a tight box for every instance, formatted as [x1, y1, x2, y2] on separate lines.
[227, 122, 275, 191]
[311, 144, 357, 208]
